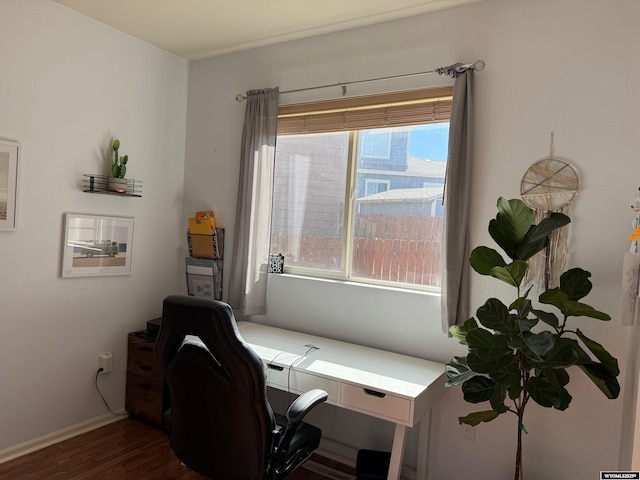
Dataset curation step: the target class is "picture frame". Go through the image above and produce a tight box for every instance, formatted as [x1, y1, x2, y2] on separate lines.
[61, 213, 135, 278]
[0, 139, 19, 231]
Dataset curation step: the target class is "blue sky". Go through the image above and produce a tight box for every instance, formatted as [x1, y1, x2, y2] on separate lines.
[409, 123, 449, 161]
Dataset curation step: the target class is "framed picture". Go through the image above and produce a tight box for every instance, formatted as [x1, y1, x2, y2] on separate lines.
[0, 139, 19, 231]
[62, 213, 135, 278]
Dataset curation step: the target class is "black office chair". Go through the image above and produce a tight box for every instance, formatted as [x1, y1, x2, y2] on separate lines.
[156, 295, 328, 480]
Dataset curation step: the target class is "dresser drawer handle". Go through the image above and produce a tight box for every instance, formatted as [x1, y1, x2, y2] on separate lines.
[138, 365, 151, 372]
[267, 364, 284, 372]
[364, 388, 386, 398]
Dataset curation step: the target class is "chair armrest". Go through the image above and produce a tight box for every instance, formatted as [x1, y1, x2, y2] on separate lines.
[286, 389, 328, 424]
[275, 389, 328, 458]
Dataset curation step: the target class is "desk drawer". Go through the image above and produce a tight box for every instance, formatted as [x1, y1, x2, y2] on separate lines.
[340, 383, 411, 423]
[266, 366, 338, 402]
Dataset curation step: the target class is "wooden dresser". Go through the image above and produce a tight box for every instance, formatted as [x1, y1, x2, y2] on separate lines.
[125, 331, 168, 426]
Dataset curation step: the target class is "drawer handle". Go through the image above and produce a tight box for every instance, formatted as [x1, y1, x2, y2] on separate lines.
[364, 388, 386, 398]
[138, 365, 152, 372]
[267, 364, 284, 372]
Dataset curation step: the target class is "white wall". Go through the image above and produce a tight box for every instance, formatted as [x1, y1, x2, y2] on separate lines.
[0, 0, 188, 450]
[184, 0, 640, 478]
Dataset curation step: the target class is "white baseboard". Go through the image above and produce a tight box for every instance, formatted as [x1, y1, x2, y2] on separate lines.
[318, 438, 416, 480]
[0, 411, 128, 465]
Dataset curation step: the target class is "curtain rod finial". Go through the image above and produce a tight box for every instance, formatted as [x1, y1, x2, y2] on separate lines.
[473, 60, 485, 72]
[236, 94, 246, 103]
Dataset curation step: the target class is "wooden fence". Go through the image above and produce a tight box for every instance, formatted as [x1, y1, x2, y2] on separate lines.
[270, 215, 442, 288]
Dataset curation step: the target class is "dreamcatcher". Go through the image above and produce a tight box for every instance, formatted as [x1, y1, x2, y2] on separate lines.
[520, 134, 579, 290]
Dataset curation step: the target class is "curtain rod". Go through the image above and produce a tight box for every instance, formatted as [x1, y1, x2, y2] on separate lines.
[235, 60, 484, 102]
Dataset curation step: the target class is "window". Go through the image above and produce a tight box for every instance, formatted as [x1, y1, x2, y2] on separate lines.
[364, 179, 390, 197]
[271, 87, 452, 290]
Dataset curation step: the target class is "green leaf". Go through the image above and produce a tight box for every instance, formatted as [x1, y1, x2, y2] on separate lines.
[446, 356, 478, 387]
[532, 309, 559, 328]
[470, 246, 506, 275]
[448, 318, 478, 345]
[539, 288, 611, 320]
[524, 330, 557, 359]
[476, 298, 513, 334]
[490, 260, 529, 287]
[525, 376, 560, 408]
[538, 287, 567, 309]
[459, 410, 501, 426]
[516, 213, 570, 261]
[466, 329, 511, 360]
[488, 198, 534, 260]
[563, 302, 611, 320]
[542, 369, 572, 410]
[508, 336, 538, 364]
[559, 268, 592, 301]
[546, 338, 583, 368]
[489, 384, 509, 413]
[508, 331, 555, 366]
[488, 354, 521, 387]
[509, 286, 533, 312]
[515, 237, 548, 263]
[514, 300, 539, 333]
[462, 376, 496, 403]
[579, 362, 621, 399]
[467, 351, 513, 375]
[524, 212, 571, 243]
[576, 329, 620, 376]
[517, 316, 539, 333]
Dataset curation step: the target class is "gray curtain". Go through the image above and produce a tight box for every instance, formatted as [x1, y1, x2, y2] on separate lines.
[437, 64, 474, 333]
[228, 88, 279, 316]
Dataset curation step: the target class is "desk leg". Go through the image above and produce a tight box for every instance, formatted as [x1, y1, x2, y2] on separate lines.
[416, 410, 431, 480]
[387, 424, 407, 480]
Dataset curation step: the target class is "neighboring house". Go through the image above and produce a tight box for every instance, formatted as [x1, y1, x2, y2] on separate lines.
[272, 128, 447, 241]
[355, 185, 444, 216]
[355, 127, 447, 217]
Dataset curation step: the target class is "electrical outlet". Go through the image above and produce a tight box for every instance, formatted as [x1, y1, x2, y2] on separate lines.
[461, 423, 475, 441]
[98, 353, 113, 374]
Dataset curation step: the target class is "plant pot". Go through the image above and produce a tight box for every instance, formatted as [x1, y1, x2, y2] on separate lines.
[108, 177, 128, 193]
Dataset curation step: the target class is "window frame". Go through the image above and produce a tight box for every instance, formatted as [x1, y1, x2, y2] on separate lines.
[274, 86, 453, 292]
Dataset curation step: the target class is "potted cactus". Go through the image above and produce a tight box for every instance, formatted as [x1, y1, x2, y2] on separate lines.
[108, 138, 129, 193]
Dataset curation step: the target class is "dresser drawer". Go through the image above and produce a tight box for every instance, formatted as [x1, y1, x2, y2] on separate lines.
[266, 365, 339, 402]
[128, 334, 158, 359]
[127, 335, 162, 380]
[340, 383, 411, 423]
[125, 373, 164, 424]
[127, 350, 163, 380]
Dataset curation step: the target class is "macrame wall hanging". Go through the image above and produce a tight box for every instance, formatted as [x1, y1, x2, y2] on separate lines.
[520, 133, 579, 290]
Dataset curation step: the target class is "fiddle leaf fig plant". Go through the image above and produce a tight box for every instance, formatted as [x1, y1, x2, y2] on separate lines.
[446, 197, 619, 480]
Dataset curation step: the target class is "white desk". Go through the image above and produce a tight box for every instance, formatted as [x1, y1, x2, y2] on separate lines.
[236, 321, 447, 480]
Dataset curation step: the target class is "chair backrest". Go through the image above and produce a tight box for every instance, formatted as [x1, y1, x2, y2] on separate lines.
[156, 295, 275, 480]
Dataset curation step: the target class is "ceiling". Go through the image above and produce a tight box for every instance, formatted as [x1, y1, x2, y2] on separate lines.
[54, 0, 484, 61]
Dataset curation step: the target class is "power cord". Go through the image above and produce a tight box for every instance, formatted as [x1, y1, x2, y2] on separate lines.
[94, 368, 128, 416]
[286, 344, 319, 406]
[264, 344, 319, 408]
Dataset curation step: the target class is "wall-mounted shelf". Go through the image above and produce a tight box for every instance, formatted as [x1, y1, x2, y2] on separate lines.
[83, 174, 142, 197]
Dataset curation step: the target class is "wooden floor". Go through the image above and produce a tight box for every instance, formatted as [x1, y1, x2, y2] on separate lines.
[0, 418, 357, 480]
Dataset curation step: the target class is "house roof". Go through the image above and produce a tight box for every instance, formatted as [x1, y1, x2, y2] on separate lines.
[359, 157, 446, 178]
[356, 186, 444, 203]
[406, 157, 447, 178]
